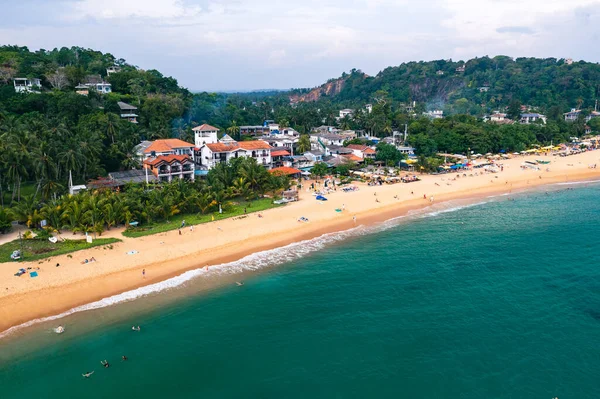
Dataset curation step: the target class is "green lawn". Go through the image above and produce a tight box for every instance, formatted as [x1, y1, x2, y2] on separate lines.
[123, 197, 281, 238]
[0, 237, 121, 263]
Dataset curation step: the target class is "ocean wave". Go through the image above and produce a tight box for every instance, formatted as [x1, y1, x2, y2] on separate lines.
[554, 179, 600, 186]
[0, 199, 490, 339]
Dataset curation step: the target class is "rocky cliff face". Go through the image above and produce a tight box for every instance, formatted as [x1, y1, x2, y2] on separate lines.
[289, 77, 347, 103]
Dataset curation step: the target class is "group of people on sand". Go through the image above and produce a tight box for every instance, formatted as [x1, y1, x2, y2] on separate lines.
[80, 257, 96, 264]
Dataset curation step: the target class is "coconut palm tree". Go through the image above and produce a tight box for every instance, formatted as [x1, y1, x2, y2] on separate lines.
[297, 134, 311, 154]
[238, 158, 269, 196]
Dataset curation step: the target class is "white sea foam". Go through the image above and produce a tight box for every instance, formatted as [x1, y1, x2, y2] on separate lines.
[0, 200, 490, 339]
[554, 179, 600, 186]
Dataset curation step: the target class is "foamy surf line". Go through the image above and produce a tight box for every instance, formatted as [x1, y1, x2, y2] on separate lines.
[554, 179, 600, 186]
[0, 200, 492, 339]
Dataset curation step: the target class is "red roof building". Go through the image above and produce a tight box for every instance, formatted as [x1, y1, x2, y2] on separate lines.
[269, 166, 302, 177]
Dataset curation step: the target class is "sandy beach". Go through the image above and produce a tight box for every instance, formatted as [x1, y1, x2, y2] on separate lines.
[1, 151, 600, 334]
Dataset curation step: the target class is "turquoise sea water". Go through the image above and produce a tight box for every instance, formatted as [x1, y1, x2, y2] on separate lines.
[1, 184, 600, 398]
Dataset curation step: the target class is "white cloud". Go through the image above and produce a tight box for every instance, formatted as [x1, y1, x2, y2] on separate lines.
[71, 0, 202, 19]
[3, 0, 600, 90]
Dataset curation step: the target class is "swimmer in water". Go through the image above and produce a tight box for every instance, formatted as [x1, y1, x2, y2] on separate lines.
[122, 356, 128, 361]
[100, 360, 110, 368]
[82, 371, 94, 378]
[236, 282, 244, 286]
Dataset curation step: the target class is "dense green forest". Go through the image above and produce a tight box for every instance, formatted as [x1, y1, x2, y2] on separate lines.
[0, 45, 191, 199]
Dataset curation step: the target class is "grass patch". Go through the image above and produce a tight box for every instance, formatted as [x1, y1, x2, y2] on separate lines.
[123, 197, 281, 238]
[0, 237, 121, 263]
[1, 182, 37, 206]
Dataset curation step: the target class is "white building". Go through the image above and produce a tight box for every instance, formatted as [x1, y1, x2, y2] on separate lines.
[520, 113, 547, 124]
[365, 104, 373, 113]
[338, 109, 353, 119]
[564, 109, 581, 122]
[490, 113, 507, 122]
[194, 128, 273, 173]
[91, 82, 112, 94]
[193, 124, 220, 147]
[106, 66, 121, 76]
[424, 110, 444, 119]
[311, 133, 345, 149]
[13, 78, 41, 93]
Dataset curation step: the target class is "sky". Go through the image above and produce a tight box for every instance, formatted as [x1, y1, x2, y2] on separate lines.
[2, 0, 600, 92]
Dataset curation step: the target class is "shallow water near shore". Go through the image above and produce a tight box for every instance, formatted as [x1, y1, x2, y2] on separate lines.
[1, 183, 600, 398]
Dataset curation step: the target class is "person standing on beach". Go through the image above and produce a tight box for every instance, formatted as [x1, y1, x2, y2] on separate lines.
[342, 203, 345, 211]
[353, 215, 357, 224]
[142, 269, 145, 279]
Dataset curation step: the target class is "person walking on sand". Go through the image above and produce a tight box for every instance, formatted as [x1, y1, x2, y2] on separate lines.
[342, 203, 345, 211]
[142, 269, 145, 279]
[353, 215, 357, 224]
[178, 229, 182, 236]
[423, 194, 427, 200]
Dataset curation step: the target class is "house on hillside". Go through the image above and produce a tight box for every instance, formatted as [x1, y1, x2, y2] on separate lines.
[338, 109, 353, 120]
[91, 82, 112, 94]
[456, 65, 465, 73]
[490, 113, 507, 122]
[520, 113, 547, 124]
[423, 110, 444, 119]
[75, 84, 89, 96]
[586, 111, 600, 122]
[478, 86, 490, 92]
[106, 66, 121, 76]
[564, 109, 581, 122]
[13, 78, 41, 93]
[365, 104, 373, 113]
[118, 102, 138, 123]
[142, 139, 196, 182]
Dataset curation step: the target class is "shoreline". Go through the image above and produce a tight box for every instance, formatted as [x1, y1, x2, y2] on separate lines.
[1, 152, 600, 335]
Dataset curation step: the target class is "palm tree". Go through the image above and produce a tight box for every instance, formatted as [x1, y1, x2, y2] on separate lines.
[62, 198, 85, 233]
[30, 142, 57, 199]
[227, 120, 240, 140]
[41, 199, 64, 232]
[83, 194, 106, 235]
[238, 158, 269, 196]
[297, 134, 311, 154]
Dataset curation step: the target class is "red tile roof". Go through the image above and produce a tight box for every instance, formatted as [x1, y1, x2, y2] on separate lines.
[363, 148, 376, 154]
[238, 140, 272, 150]
[342, 154, 362, 162]
[144, 139, 195, 154]
[205, 143, 241, 152]
[144, 154, 192, 166]
[269, 166, 302, 176]
[192, 123, 219, 131]
[271, 149, 291, 157]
